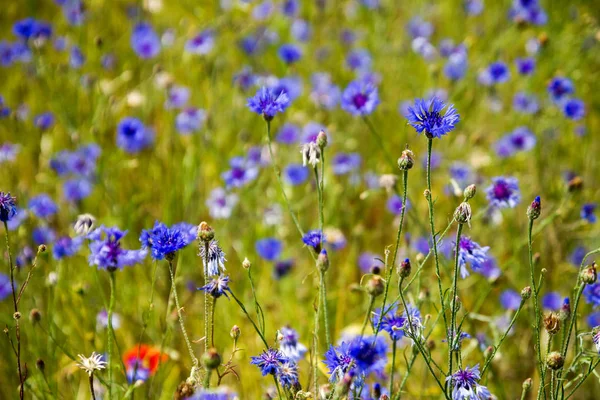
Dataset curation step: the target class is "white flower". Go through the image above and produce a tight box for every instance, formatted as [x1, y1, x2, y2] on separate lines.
[593, 328, 600, 354]
[74, 213, 96, 236]
[77, 352, 107, 376]
[301, 142, 320, 168]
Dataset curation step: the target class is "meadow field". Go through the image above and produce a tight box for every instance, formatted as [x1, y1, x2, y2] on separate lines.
[1, 0, 599, 399]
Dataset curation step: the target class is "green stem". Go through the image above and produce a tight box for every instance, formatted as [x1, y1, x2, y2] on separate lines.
[320, 270, 331, 348]
[204, 241, 210, 353]
[314, 159, 331, 348]
[397, 352, 417, 399]
[363, 116, 395, 169]
[273, 375, 283, 400]
[203, 369, 212, 389]
[360, 296, 375, 338]
[564, 359, 600, 399]
[229, 290, 269, 348]
[312, 289, 321, 393]
[389, 339, 397, 395]
[107, 271, 116, 400]
[167, 259, 199, 369]
[528, 219, 545, 400]
[247, 267, 265, 334]
[448, 223, 464, 378]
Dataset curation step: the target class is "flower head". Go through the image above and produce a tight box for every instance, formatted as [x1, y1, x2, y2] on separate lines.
[53, 236, 83, 259]
[206, 188, 238, 219]
[302, 229, 325, 252]
[250, 348, 288, 376]
[116, 117, 154, 153]
[446, 364, 491, 400]
[341, 80, 380, 116]
[199, 239, 227, 276]
[131, 23, 161, 59]
[277, 362, 299, 387]
[584, 283, 600, 308]
[456, 237, 490, 278]
[486, 177, 521, 209]
[405, 97, 459, 139]
[199, 274, 230, 299]
[581, 203, 597, 223]
[256, 238, 283, 261]
[89, 226, 147, 271]
[247, 86, 290, 121]
[28, 194, 58, 219]
[77, 352, 107, 376]
[0, 192, 17, 222]
[278, 326, 307, 362]
[123, 345, 167, 383]
[185, 30, 215, 55]
[140, 222, 191, 260]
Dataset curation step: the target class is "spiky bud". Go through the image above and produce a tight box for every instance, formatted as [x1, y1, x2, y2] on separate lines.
[197, 221, 214, 242]
[74, 213, 96, 236]
[463, 184, 477, 200]
[316, 130, 328, 148]
[317, 249, 329, 272]
[543, 312, 561, 335]
[366, 276, 385, 297]
[581, 263, 597, 284]
[527, 196, 541, 220]
[398, 258, 411, 278]
[546, 352, 564, 370]
[202, 348, 221, 370]
[230, 325, 241, 340]
[454, 202, 472, 225]
[521, 286, 532, 300]
[397, 149, 414, 171]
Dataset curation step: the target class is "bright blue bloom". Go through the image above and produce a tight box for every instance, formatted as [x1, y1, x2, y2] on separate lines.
[542, 292, 563, 310]
[187, 389, 237, 400]
[0, 273, 12, 301]
[126, 366, 150, 384]
[405, 97, 460, 139]
[52, 235, 83, 259]
[89, 226, 147, 270]
[116, 117, 154, 153]
[562, 98, 585, 120]
[28, 194, 58, 219]
[513, 92, 539, 114]
[199, 239, 227, 276]
[175, 108, 206, 135]
[247, 86, 290, 120]
[199, 274, 230, 299]
[324, 335, 387, 385]
[0, 192, 17, 222]
[34, 112, 55, 130]
[486, 177, 521, 209]
[478, 62, 510, 85]
[495, 127, 536, 157]
[570, 246, 587, 266]
[255, 238, 283, 261]
[332, 153, 361, 175]
[547, 77, 573, 102]
[165, 85, 190, 109]
[588, 311, 600, 328]
[63, 178, 93, 202]
[358, 252, 383, 273]
[516, 57, 535, 75]
[185, 30, 215, 55]
[386, 195, 410, 216]
[346, 49, 372, 72]
[278, 326, 307, 362]
[444, 51, 468, 81]
[221, 156, 259, 188]
[0, 41, 15, 67]
[372, 303, 421, 341]
[250, 348, 287, 376]
[302, 229, 324, 251]
[32, 226, 56, 245]
[12, 42, 32, 63]
[69, 46, 85, 68]
[13, 18, 52, 41]
[276, 123, 300, 144]
[584, 284, 600, 308]
[282, 0, 299, 17]
[131, 23, 161, 59]
[269, 76, 303, 102]
[446, 364, 491, 400]
[277, 362, 299, 387]
[341, 80, 380, 116]
[7, 208, 27, 231]
[283, 164, 309, 185]
[140, 222, 190, 260]
[581, 203, 597, 223]
[477, 257, 501, 280]
[278, 44, 303, 64]
[510, 0, 547, 25]
[456, 236, 490, 278]
[500, 289, 521, 310]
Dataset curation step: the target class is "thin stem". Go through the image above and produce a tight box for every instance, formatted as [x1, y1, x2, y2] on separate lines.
[211, 298, 217, 348]
[89, 374, 97, 400]
[204, 241, 210, 353]
[565, 359, 600, 399]
[397, 352, 417, 398]
[448, 223, 464, 378]
[312, 290, 321, 393]
[167, 259, 199, 368]
[320, 270, 331, 348]
[247, 267, 265, 334]
[362, 116, 395, 169]
[550, 370, 556, 400]
[273, 375, 283, 400]
[229, 290, 269, 348]
[107, 271, 116, 400]
[203, 369, 212, 389]
[314, 161, 331, 348]
[389, 339, 397, 395]
[528, 219, 545, 400]
[360, 296, 375, 338]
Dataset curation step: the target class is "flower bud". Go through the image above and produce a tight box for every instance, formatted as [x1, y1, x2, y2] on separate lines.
[316, 130, 328, 148]
[484, 346, 494, 360]
[527, 196, 541, 220]
[522, 378, 532, 391]
[365, 276, 385, 297]
[36, 358, 45, 373]
[38, 244, 47, 253]
[74, 213, 96, 236]
[567, 176, 583, 192]
[317, 249, 329, 272]
[197, 221, 214, 242]
[453, 202, 472, 225]
[230, 325, 241, 340]
[14, 312, 21, 320]
[521, 286, 532, 300]
[543, 312, 561, 335]
[202, 348, 221, 370]
[546, 352, 564, 370]
[423, 189, 431, 200]
[463, 184, 477, 200]
[397, 149, 414, 171]
[30, 308, 42, 323]
[398, 258, 411, 278]
[581, 263, 597, 284]
[242, 257, 252, 270]
[558, 298, 571, 322]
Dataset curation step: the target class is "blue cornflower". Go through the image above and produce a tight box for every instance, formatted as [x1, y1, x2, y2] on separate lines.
[464, 0, 484, 15]
[0, 273, 12, 301]
[301, 122, 326, 144]
[486, 177, 521, 209]
[53, 236, 84, 259]
[274, 259, 294, 279]
[198, 274, 230, 299]
[247, 86, 290, 121]
[69, 46, 85, 68]
[28, 194, 58, 219]
[386, 195, 410, 216]
[478, 62, 510, 86]
[348, 337, 387, 375]
[444, 329, 472, 351]
[449, 162, 474, 189]
[372, 305, 406, 341]
[332, 153, 361, 175]
[13, 18, 52, 41]
[588, 311, 600, 328]
[233, 66, 256, 91]
[542, 292, 563, 310]
[131, 23, 161, 59]
[282, 0, 299, 17]
[0, 192, 17, 222]
[89, 226, 147, 271]
[278, 326, 307, 362]
[477, 257, 501, 281]
[33, 226, 56, 245]
[63, 178, 93, 203]
[446, 364, 491, 400]
[500, 289, 521, 310]
[34, 112, 55, 130]
[584, 284, 600, 307]
[562, 98, 585, 120]
[341, 80, 380, 116]
[516, 57, 535, 75]
[175, 108, 206, 135]
[140, 222, 189, 260]
[187, 389, 237, 400]
[346, 49, 372, 72]
[358, 252, 383, 273]
[581, 203, 597, 223]
[456, 236, 490, 278]
[547, 77, 573, 102]
[570, 246, 587, 267]
[291, 19, 311, 42]
[302, 229, 325, 252]
[185, 30, 215, 55]
[116, 117, 154, 153]
[0, 41, 15, 67]
[310, 73, 341, 110]
[255, 238, 283, 261]
[269, 76, 303, 102]
[494, 127, 536, 157]
[277, 362, 299, 388]
[199, 239, 227, 276]
[276, 123, 300, 144]
[165, 85, 190, 109]
[252, 1, 275, 20]
[404, 97, 460, 139]
[513, 92, 539, 114]
[278, 43, 303, 64]
[250, 348, 288, 376]
[221, 157, 259, 188]
[206, 188, 238, 220]
[7, 208, 27, 231]
[510, 0, 547, 25]
[444, 52, 468, 81]
[407, 16, 433, 39]
[323, 341, 355, 383]
[283, 164, 309, 185]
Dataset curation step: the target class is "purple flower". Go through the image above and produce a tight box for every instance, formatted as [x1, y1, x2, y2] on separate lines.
[7, 208, 27, 231]
[256, 238, 283, 261]
[165, 85, 190, 109]
[278, 326, 307, 362]
[310, 73, 341, 110]
[0, 192, 17, 222]
[386, 195, 410, 216]
[63, 179, 93, 202]
[516, 57, 535, 75]
[277, 361, 299, 388]
[547, 77, 573, 102]
[291, 19, 311, 42]
[581, 203, 597, 223]
[140, 222, 191, 260]
[542, 292, 563, 310]
[233, 66, 256, 91]
[284, 164, 309, 185]
[0, 273, 12, 301]
[464, 0, 484, 15]
[131, 23, 161, 59]
[478, 62, 510, 86]
[13, 18, 52, 41]
[332, 153, 361, 175]
[282, 0, 299, 17]
[199, 239, 227, 276]
[513, 92, 539, 114]
[584, 284, 600, 308]
[588, 312, 600, 328]
[247, 86, 290, 120]
[486, 177, 521, 209]
[34, 112, 55, 130]
[456, 237, 490, 278]
[274, 259, 294, 279]
[358, 252, 383, 273]
[185, 30, 215, 55]
[28, 194, 58, 219]
[269, 76, 303, 102]
[52, 236, 83, 259]
[250, 348, 287, 376]
[570, 246, 587, 266]
[206, 188, 238, 219]
[33, 226, 56, 245]
[221, 157, 259, 188]
[116, 117, 154, 153]
[175, 108, 206, 135]
[346, 49, 372, 72]
[405, 97, 460, 139]
[278, 44, 303, 64]
[444, 51, 468, 81]
[89, 226, 147, 270]
[69, 46, 85, 68]
[199, 274, 230, 299]
[562, 98, 585, 120]
[300, 122, 326, 144]
[407, 16, 433, 39]
[510, 0, 547, 25]
[495, 127, 536, 157]
[500, 289, 521, 310]
[476, 257, 501, 280]
[446, 364, 491, 400]
[302, 229, 324, 252]
[276, 123, 300, 144]
[341, 80, 380, 116]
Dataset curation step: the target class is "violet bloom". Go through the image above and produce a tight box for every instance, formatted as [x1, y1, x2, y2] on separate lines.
[516, 57, 535, 75]
[0, 192, 17, 222]
[341, 80, 380, 116]
[494, 127, 536, 157]
[405, 97, 460, 139]
[563, 99, 585, 121]
[500, 289, 521, 310]
[221, 157, 259, 188]
[175, 108, 207, 135]
[165, 85, 190, 109]
[255, 238, 283, 261]
[513, 92, 539, 114]
[581, 203, 597, 223]
[131, 23, 161, 59]
[547, 77, 573, 103]
[332, 153, 361, 175]
[28, 194, 58, 219]
[276, 123, 300, 144]
[88, 226, 147, 271]
[478, 62, 510, 86]
[486, 177, 520, 209]
[247, 86, 290, 120]
[310, 73, 341, 110]
[34, 112, 55, 130]
[278, 43, 303, 64]
[63, 179, 93, 203]
[116, 117, 154, 153]
[446, 364, 492, 400]
[206, 188, 238, 219]
[185, 30, 215, 55]
[456, 236, 490, 278]
[278, 326, 307, 362]
[53, 235, 84, 259]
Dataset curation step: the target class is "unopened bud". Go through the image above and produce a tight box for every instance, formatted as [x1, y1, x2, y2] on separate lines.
[202, 348, 221, 370]
[30, 308, 42, 323]
[454, 202, 472, 225]
[230, 325, 241, 340]
[558, 298, 571, 321]
[242, 257, 251, 270]
[397, 149, 414, 171]
[463, 184, 476, 200]
[316, 130, 328, 148]
[546, 352, 564, 370]
[521, 286, 532, 300]
[317, 250, 329, 272]
[543, 312, 561, 335]
[522, 378, 532, 391]
[398, 258, 411, 278]
[366, 276, 385, 297]
[484, 346, 494, 359]
[197, 222, 214, 242]
[581, 263, 597, 284]
[527, 196, 541, 220]
[423, 189, 431, 200]
[38, 244, 47, 253]
[567, 176, 583, 192]
[74, 213, 96, 236]
[14, 312, 21, 320]
[36, 358, 45, 372]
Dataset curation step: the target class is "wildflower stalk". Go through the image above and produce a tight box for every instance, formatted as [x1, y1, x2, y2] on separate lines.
[203, 241, 210, 353]
[312, 290, 321, 393]
[3, 221, 24, 400]
[314, 153, 331, 348]
[362, 116, 395, 169]
[360, 295, 375, 338]
[481, 299, 526, 376]
[107, 270, 116, 400]
[397, 351, 417, 397]
[247, 267, 265, 334]
[374, 170, 409, 342]
[320, 270, 331, 348]
[229, 290, 269, 348]
[89, 374, 97, 400]
[167, 258, 199, 370]
[564, 359, 600, 399]
[389, 339, 397, 395]
[273, 375, 283, 400]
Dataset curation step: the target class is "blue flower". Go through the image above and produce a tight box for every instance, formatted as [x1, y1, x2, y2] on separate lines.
[284, 164, 309, 185]
[69, 46, 85, 69]
[456, 236, 490, 278]
[372, 304, 411, 341]
[509, 0, 547, 25]
[588, 311, 600, 328]
[562, 98, 585, 120]
[63, 178, 93, 203]
[247, 86, 290, 120]
[358, 252, 383, 273]
[206, 188, 238, 220]
[386, 195, 410, 216]
[269, 76, 303, 102]
[7, 208, 27, 231]
[486, 177, 521, 209]
[175, 108, 206, 135]
[274, 259, 294, 279]
[547, 77, 573, 102]
[282, 0, 300, 17]
[89, 226, 147, 270]
[407, 16, 433, 39]
[221, 157, 259, 188]
[34, 112, 55, 130]
[233, 66, 256, 91]
[28, 194, 58, 219]
[405, 97, 460, 139]
[276, 123, 300, 144]
[0, 272, 12, 301]
[513, 92, 539, 114]
[515, 57, 535, 75]
[476, 257, 501, 280]
[310, 73, 341, 110]
[255, 238, 283, 261]
[198, 274, 230, 299]
[13, 18, 52, 41]
[584, 284, 600, 308]
[332, 153, 361, 175]
[500, 289, 521, 310]
[494, 127, 536, 157]
[165, 85, 190, 109]
[278, 326, 307, 362]
[324, 335, 387, 386]
[0, 192, 17, 222]
[278, 44, 303, 64]
[581, 203, 597, 223]
[140, 222, 190, 260]
[277, 362, 299, 388]
[301, 122, 326, 144]
[446, 364, 491, 400]
[199, 239, 227, 276]
[542, 292, 563, 310]
[341, 80, 380, 116]
[570, 246, 587, 266]
[478, 62, 510, 85]
[302, 229, 325, 252]
[291, 19, 311, 42]
[185, 30, 215, 55]
[33, 226, 56, 245]
[323, 341, 354, 383]
[346, 49, 372, 72]
[131, 23, 161, 59]
[250, 348, 288, 376]
[116, 117, 154, 153]
[52, 236, 84, 260]
[444, 51, 468, 81]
